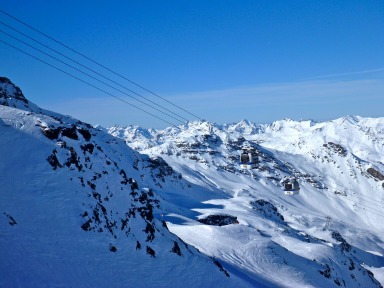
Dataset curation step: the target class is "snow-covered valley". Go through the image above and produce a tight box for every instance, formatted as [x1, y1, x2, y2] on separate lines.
[1, 77, 384, 287]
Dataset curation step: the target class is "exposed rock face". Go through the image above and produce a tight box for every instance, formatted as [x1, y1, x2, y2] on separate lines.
[331, 231, 352, 253]
[367, 167, 384, 181]
[251, 199, 285, 224]
[146, 156, 181, 184]
[323, 142, 348, 157]
[43, 125, 85, 140]
[0, 77, 27, 105]
[198, 214, 239, 226]
[0, 77, 42, 112]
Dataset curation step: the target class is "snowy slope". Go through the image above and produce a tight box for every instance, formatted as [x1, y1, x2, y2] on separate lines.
[1, 76, 383, 287]
[110, 117, 384, 287]
[0, 77, 250, 287]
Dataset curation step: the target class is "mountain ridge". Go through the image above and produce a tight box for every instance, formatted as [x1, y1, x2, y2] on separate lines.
[1, 77, 248, 287]
[1, 77, 384, 287]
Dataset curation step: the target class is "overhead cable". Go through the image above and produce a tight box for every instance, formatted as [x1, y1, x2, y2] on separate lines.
[323, 190, 384, 219]
[0, 20, 190, 123]
[0, 29, 186, 124]
[324, 180, 384, 208]
[0, 38, 179, 128]
[0, 9, 202, 120]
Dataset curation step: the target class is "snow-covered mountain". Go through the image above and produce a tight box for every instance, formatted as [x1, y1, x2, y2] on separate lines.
[108, 117, 384, 287]
[1, 77, 384, 287]
[0, 77, 246, 287]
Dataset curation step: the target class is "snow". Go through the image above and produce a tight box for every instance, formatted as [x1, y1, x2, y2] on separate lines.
[1, 77, 384, 287]
[111, 114, 384, 287]
[0, 107, 249, 287]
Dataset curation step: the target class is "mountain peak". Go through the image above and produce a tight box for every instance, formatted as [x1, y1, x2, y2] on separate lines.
[0, 77, 28, 103]
[0, 77, 42, 113]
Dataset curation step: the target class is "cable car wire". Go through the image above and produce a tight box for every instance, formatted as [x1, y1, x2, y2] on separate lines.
[328, 180, 384, 205]
[0, 9, 202, 120]
[4, 8, 381, 217]
[338, 189, 384, 209]
[0, 29, 186, 124]
[278, 181, 384, 219]
[0, 20, 190, 123]
[304, 180, 384, 218]
[322, 190, 384, 219]
[5, 8, 382, 220]
[0, 38, 179, 128]
[320, 178, 384, 209]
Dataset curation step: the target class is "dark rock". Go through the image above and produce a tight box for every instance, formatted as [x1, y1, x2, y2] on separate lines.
[121, 217, 129, 230]
[119, 169, 129, 185]
[65, 147, 82, 171]
[4, 213, 17, 225]
[348, 258, 355, 270]
[95, 145, 103, 152]
[143, 222, 155, 241]
[42, 127, 61, 140]
[367, 167, 384, 181]
[0, 77, 28, 104]
[331, 231, 351, 252]
[92, 191, 101, 201]
[323, 142, 347, 157]
[138, 192, 148, 204]
[251, 199, 285, 224]
[47, 150, 62, 170]
[171, 241, 182, 256]
[131, 180, 139, 191]
[81, 219, 92, 231]
[212, 259, 230, 277]
[138, 205, 154, 222]
[78, 177, 85, 187]
[146, 246, 156, 257]
[319, 264, 331, 278]
[61, 125, 78, 140]
[198, 214, 239, 226]
[81, 143, 94, 154]
[334, 278, 341, 286]
[147, 157, 176, 180]
[78, 128, 92, 141]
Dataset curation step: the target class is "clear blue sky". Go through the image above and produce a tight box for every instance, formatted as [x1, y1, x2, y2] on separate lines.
[1, 0, 383, 128]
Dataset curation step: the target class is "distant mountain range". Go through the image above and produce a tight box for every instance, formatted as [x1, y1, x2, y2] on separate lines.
[1, 77, 383, 287]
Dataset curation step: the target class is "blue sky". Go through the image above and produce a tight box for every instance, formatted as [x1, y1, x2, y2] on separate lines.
[1, 0, 383, 128]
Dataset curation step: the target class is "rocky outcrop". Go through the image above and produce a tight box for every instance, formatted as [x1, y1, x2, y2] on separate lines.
[323, 142, 348, 157]
[0, 77, 28, 105]
[251, 199, 285, 224]
[0, 77, 43, 113]
[367, 167, 384, 181]
[198, 214, 239, 226]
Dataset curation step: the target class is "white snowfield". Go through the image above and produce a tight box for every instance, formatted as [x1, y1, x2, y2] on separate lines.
[1, 77, 384, 287]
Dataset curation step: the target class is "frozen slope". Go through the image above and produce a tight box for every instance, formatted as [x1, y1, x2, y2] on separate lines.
[111, 118, 384, 287]
[0, 78, 251, 287]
